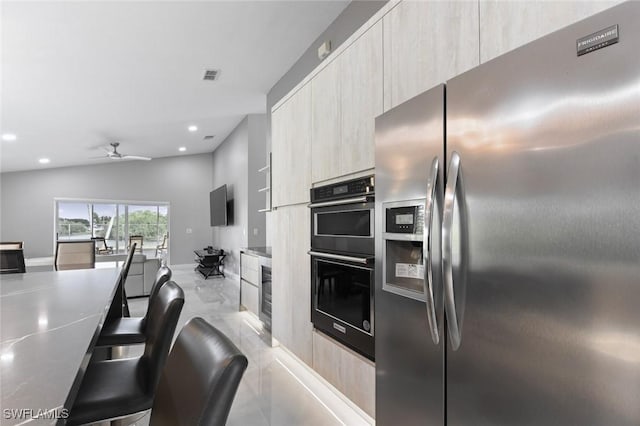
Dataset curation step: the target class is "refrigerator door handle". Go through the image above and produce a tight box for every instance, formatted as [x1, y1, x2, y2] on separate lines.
[443, 152, 462, 350]
[424, 157, 440, 345]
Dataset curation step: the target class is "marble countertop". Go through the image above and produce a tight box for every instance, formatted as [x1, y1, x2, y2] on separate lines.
[241, 246, 272, 259]
[0, 268, 120, 425]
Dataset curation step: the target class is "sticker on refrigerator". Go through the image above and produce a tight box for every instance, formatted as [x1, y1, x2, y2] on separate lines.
[395, 263, 424, 279]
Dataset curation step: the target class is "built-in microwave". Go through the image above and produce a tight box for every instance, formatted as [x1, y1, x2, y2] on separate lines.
[309, 176, 375, 255]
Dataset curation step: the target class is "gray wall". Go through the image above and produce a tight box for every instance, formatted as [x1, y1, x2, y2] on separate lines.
[264, 0, 386, 246]
[247, 114, 268, 247]
[0, 153, 213, 264]
[211, 114, 267, 276]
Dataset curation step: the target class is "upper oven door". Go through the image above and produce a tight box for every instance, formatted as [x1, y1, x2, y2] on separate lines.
[310, 199, 374, 255]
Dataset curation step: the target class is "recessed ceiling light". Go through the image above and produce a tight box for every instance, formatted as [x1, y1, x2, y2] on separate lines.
[188, 125, 198, 132]
[179, 147, 187, 152]
[39, 158, 50, 164]
[2, 133, 17, 141]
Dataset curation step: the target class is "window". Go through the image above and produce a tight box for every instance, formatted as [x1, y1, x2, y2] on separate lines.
[56, 199, 169, 257]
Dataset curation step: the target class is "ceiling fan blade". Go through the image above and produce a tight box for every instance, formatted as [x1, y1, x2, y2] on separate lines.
[121, 155, 152, 161]
[88, 155, 109, 160]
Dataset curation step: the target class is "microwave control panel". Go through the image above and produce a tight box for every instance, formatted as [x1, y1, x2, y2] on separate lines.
[311, 175, 374, 203]
[386, 204, 424, 234]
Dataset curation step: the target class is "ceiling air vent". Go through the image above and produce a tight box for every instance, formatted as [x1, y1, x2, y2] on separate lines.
[203, 135, 215, 141]
[203, 69, 220, 81]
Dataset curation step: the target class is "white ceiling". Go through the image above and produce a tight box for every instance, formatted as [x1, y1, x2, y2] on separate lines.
[0, 0, 349, 172]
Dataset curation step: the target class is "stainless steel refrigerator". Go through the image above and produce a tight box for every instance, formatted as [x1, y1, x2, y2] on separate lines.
[375, 2, 640, 425]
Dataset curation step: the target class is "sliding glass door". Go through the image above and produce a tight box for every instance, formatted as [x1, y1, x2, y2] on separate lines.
[55, 199, 169, 258]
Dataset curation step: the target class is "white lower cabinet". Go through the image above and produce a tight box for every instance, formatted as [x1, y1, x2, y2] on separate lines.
[240, 280, 259, 317]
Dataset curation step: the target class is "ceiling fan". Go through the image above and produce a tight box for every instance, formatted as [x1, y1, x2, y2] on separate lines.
[92, 142, 151, 161]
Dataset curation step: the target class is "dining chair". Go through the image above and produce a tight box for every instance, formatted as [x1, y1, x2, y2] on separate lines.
[67, 281, 185, 425]
[105, 244, 137, 321]
[0, 241, 24, 250]
[0, 249, 26, 274]
[91, 237, 113, 255]
[54, 240, 95, 271]
[129, 235, 144, 253]
[149, 317, 248, 426]
[155, 233, 168, 257]
[97, 265, 172, 347]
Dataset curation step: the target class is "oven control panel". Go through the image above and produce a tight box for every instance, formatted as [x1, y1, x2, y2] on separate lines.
[311, 175, 374, 202]
[386, 204, 424, 234]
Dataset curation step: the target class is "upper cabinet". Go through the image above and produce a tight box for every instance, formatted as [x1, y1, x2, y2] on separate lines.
[272, 83, 312, 207]
[311, 58, 342, 183]
[479, 0, 624, 63]
[311, 20, 383, 184]
[383, 1, 480, 111]
[340, 21, 383, 176]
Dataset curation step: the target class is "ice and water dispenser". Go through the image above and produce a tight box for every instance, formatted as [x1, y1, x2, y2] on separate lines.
[382, 200, 427, 301]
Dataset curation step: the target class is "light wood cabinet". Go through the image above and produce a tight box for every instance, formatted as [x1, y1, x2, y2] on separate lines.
[479, 0, 623, 63]
[340, 20, 383, 175]
[310, 20, 382, 184]
[240, 252, 260, 316]
[382, 1, 479, 111]
[313, 330, 375, 417]
[272, 204, 312, 365]
[311, 58, 342, 183]
[271, 83, 312, 207]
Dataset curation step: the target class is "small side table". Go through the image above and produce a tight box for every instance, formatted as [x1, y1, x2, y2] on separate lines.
[194, 249, 225, 279]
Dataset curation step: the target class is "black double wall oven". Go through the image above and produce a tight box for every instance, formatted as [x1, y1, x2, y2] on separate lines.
[308, 176, 375, 361]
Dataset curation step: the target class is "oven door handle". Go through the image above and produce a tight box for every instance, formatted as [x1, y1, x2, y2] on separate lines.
[308, 251, 371, 265]
[307, 196, 371, 209]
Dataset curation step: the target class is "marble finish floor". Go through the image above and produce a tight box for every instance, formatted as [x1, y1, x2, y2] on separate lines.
[126, 265, 372, 426]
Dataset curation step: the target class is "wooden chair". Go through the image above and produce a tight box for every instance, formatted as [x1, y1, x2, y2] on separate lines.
[155, 234, 168, 257]
[55, 240, 96, 271]
[129, 235, 143, 253]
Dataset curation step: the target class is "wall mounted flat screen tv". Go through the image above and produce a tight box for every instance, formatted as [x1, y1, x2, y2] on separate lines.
[210, 185, 228, 226]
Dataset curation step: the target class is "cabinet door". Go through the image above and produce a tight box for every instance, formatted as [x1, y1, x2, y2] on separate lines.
[271, 206, 292, 347]
[271, 207, 291, 347]
[271, 205, 313, 365]
[383, 1, 479, 110]
[340, 20, 383, 175]
[479, 0, 623, 62]
[288, 204, 312, 365]
[311, 58, 341, 183]
[271, 84, 312, 207]
[287, 84, 312, 205]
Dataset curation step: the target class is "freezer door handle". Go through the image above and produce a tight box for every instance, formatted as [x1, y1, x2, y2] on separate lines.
[424, 157, 440, 345]
[443, 152, 462, 350]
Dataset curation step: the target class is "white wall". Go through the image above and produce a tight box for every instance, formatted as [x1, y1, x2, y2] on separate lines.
[0, 153, 213, 264]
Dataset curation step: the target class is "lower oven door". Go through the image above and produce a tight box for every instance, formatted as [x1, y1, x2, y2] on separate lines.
[310, 251, 375, 360]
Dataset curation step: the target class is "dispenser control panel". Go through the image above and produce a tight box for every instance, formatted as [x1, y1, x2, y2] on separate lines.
[386, 204, 424, 234]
